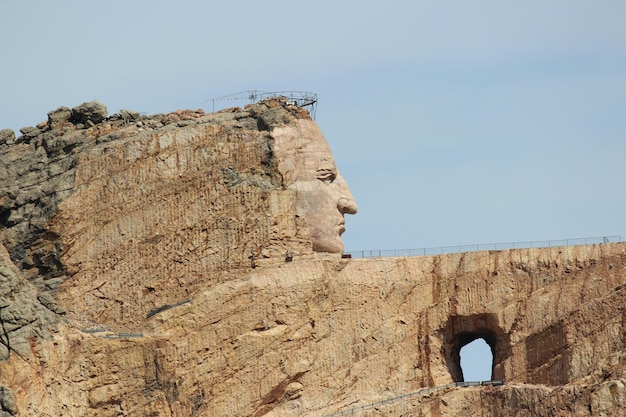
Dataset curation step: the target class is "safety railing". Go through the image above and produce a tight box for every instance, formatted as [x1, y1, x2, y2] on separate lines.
[323, 380, 504, 416]
[346, 235, 622, 259]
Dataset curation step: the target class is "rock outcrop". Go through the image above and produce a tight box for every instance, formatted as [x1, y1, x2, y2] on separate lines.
[0, 99, 624, 416]
[69, 101, 108, 126]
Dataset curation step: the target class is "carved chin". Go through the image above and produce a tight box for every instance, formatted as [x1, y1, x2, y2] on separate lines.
[311, 236, 344, 254]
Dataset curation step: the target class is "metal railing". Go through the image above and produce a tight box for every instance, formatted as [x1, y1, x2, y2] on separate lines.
[346, 235, 622, 259]
[324, 380, 504, 416]
[207, 90, 318, 118]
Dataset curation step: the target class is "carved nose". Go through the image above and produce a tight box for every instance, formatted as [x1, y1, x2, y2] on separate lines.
[338, 198, 358, 215]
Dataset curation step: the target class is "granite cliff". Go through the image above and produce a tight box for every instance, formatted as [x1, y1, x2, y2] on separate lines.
[0, 99, 624, 416]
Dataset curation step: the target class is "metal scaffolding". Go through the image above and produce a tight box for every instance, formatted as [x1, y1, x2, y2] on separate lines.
[207, 90, 318, 119]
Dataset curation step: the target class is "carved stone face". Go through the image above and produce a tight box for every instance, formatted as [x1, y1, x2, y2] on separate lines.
[271, 119, 358, 254]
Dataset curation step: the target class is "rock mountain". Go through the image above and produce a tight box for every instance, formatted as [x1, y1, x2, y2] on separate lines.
[0, 99, 624, 416]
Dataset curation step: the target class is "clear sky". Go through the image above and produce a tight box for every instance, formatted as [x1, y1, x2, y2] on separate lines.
[2, 1, 625, 254]
[2, 0, 624, 383]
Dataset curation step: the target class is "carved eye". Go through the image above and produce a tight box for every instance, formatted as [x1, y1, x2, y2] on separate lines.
[317, 169, 337, 184]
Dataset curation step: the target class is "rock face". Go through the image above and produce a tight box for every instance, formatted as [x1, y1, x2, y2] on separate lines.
[0, 99, 624, 416]
[70, 100, 108, 126]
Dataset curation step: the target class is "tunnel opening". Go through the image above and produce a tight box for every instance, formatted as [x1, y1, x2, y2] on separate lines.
[441, 314, 511, 383]
[459, 336, 494, 382]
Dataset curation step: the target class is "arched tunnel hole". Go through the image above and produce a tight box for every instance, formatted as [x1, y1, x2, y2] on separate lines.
[460, 336, 493, 382]
[440, 314, 511, 383]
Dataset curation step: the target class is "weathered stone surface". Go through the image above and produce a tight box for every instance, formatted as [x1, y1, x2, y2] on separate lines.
[46, 106, 71, 128]
[118, 109, 140, 122]
[0, 98, 624, 416]
[0, 129, 80, 280]
[17, 127, 36, 137]
[0, 386, 17, 415]
[0, 244, 62, 360]
[71, 100, 108, 125]
[0, 130, 14, 146]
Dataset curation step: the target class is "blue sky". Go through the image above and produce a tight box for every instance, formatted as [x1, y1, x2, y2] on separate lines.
[2, 2, 625, 251]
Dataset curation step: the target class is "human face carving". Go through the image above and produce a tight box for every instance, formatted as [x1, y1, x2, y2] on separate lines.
[271, 120, 358, 254]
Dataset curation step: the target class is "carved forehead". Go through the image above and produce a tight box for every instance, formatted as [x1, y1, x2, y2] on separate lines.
[271, 119, 336, 184]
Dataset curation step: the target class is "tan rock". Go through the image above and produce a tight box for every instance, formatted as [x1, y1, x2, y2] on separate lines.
[271, 120, 358, 254]
[0, 98, 624, 416]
